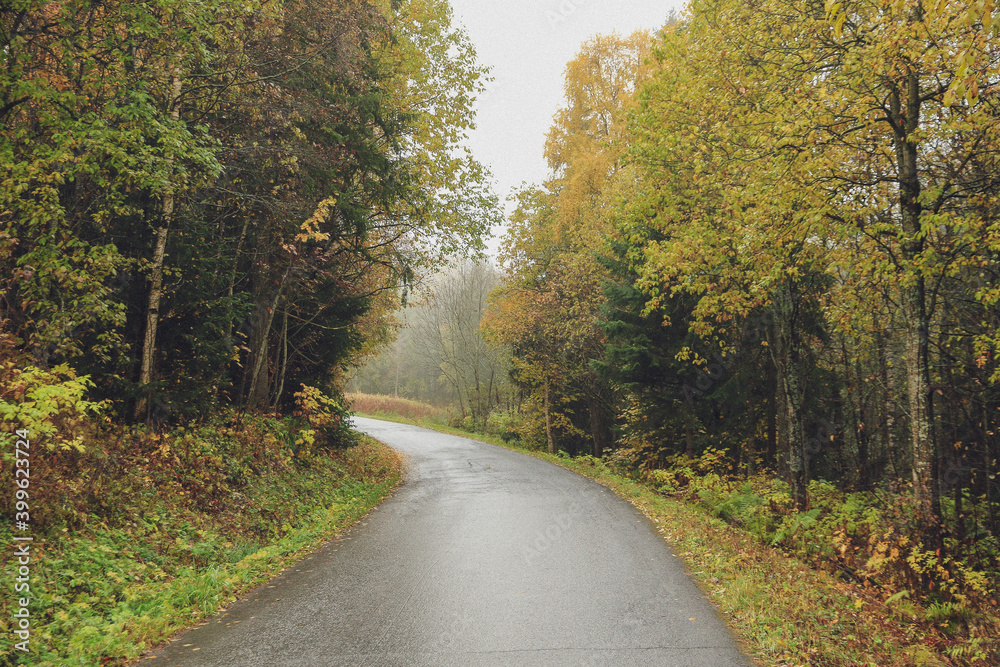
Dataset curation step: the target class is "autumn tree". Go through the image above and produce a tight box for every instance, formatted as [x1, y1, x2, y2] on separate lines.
[484, 186, 610, 454]
[0, 0, 255, 370]
[348, 261, 514, 424]
[620, 0, 1000, 517]
[484, 32, 651, 456]
[224, 0, 496, 413]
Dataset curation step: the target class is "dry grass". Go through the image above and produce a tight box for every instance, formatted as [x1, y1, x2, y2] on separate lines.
[346, 392, 446, 422]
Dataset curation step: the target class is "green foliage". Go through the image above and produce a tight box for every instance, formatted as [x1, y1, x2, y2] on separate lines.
[0, 0, 493, 660]
[637, 456, 999, 629]
[0, 0, 238, 363]
[483, 409, 526, 444]
[377, 0, 501, 258]
[483, 33, 653, 458]
[293, 384, 355, 451]
[0, 355, 105, 456]
[1, 0, 498, 423]
[595, 237, 701, 445]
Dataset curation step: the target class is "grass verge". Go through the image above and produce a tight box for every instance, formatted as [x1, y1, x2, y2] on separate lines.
[354, 410, 989, 667]
[0, 434, 401, 666]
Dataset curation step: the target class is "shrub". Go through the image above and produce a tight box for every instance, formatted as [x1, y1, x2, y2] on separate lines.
[484, 408, 525, 443]
[293, 385, 354, 451]
[639, 452, 998, 625]
[0, 362, 106, 455]
[0, 333, 110, 529]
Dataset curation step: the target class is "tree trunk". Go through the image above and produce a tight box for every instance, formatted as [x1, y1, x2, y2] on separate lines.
[855, 357, 871, 491]
[245, 295, 274, 408]
[544, 378, 556, 455]
[135, 222, 170, 421]
[135, 67, 183, 421]
[891, 74, 939, 522]
[840, 339, 862, 490]
[771, 288, 808, 510]
[587, 396, 608, 458]
[224, 216, 250, 344]
[394, 344, 400, 397]
[774, 346, 790, 481]
[472, 365, 482, 428]
[874, 324, 899, 481]
[271, 306, 289, 408]
[245, 269, 288, 409]
[766, 359, 777, 469]
[783, 352, 809, 511]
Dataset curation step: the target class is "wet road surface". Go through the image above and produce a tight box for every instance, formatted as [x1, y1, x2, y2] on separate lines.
[144, 417, 750, 666]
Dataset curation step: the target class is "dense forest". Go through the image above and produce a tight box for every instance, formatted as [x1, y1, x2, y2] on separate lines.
[486, 7, 1000, 518]
[488, 2, 1000, 532]
[0, 0, 495, 661]
[0, 0, 497, 423]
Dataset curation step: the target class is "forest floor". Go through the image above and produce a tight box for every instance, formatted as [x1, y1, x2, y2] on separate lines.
[351, 405, 995, 667]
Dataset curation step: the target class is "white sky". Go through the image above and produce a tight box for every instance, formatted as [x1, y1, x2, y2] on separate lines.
[447, 0, 686, 253]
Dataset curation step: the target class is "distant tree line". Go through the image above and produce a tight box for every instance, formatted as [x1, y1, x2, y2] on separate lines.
[349, 260, 514, 428]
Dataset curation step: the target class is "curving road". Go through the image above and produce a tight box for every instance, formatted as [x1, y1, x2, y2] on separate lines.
[144, 417, 750, 666]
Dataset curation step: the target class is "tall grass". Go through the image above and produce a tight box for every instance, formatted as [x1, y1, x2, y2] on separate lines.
[346, 392, 446, 422]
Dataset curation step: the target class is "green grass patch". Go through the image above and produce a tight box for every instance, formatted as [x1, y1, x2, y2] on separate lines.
[0, 434, 401, 666]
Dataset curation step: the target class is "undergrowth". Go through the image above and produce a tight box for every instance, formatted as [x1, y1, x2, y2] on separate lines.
[0, 370, 401, 665]
[624, 447, 1000, 666]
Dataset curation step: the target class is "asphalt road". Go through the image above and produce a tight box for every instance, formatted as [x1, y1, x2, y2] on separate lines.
[144, 417, 750, 666]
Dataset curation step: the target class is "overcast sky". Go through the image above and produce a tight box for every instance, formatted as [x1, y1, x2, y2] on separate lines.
[447, 0, 686, 252]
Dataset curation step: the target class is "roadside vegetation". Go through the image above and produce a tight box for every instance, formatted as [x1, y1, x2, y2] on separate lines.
[0, 402, 401, 665]
[560, 453, 999, 667]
